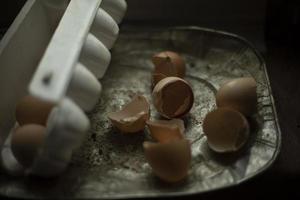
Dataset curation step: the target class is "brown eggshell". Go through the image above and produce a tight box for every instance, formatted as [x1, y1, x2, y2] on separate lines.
[203, 108, 250, 153]
[152, 77, 194, 119]
[108, 95, 150, 133]
[146, 119, 185, 143]
[15, 95, 55, 126]
[11, 124, 46, 168]
[216, 77, 257, 116]
[143, 139, 191, 182]
[152, 73, 167, 89]
[152, 51, 186, 86]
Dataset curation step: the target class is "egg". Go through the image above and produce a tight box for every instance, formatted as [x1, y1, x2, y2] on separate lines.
[11, 124, 46, 168]
[152, 77, 194, 119]
[152, 51, 186, 86]
[108, 95, 150, 133]
[203, 108, 250, 153]
[146, 119, 185, 143]
[143, 139, 191, 183]
[216, 77, 257, 116]
[15, 95, 55, 126]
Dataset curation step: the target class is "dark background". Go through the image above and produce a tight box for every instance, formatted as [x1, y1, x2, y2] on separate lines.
[1, 0, 300, 199]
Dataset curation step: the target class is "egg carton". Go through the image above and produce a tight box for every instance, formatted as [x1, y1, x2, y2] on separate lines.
[0, 0, 127, 177]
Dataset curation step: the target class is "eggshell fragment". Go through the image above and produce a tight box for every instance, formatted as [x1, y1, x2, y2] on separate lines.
[152, 73, 167, 88]
[146, 119, 185, 143]
[216, 77, 257, 116]
[152, 51, 186, 86]
[143, 139, 191, 183]
[108, 95, 150, 133]
[152, 77, 194, 119]
[11, 124, 46, 168]
[15, 95, 55, 126]
[203, 108, 250, 153]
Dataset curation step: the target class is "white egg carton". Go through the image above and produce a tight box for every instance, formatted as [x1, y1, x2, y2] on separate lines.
[0, 0, 127, 177]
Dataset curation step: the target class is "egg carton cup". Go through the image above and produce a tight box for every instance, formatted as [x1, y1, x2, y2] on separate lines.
[0, 0, 127, 177]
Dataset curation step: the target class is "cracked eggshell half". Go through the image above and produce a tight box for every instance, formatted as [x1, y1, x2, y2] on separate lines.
[152, 51, 186, 86]
[152, 77, 194, 119]
[203, 108, 250, 153]
[146, 119, 185, 143]
[143, 139, 191, 183]
[216, 77, 257, 116]
[108, 95, 150, 133]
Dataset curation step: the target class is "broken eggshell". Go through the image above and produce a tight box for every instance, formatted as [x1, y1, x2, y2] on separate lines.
[203, 108, 250, 153]
[146, 119, 185, 143]
[216, 77, 257, 116]
[108, 95, 150, 133]
[152, 73, 167, 89]
[152, 51, 186, 86]
[152, 77, 194, 119]
[143, 139, 191, 183]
